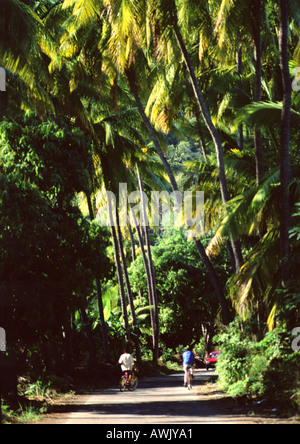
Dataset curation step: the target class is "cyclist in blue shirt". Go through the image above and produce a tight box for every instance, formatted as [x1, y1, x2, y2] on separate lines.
[182, 347, 195, 387]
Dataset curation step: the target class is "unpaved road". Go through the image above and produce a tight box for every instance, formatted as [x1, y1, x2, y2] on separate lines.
[36, 370, 296, 424]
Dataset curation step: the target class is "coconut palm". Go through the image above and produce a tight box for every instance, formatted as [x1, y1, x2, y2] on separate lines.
[143, 0, 244, 272]
[205, 162, 300, 331]
[58, 0, 234, 326]
[214, 0, 268, 186]
[0, 0, 55, 117]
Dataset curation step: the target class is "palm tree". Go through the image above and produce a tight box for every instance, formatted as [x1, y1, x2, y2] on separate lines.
[125, 66, 180, 197]
[0, 0, 54, 117]
[214, 0, 267, 185]
[147, 0, 244, 272]
[59, 0, 234, 325]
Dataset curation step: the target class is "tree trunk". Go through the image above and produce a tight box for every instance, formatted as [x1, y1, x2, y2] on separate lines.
[129, 224, 143, 302]
[173, 23, 243, 272]
[128, 224, 136, 262]
[253, 0, 264, 185]
[106, 190, 129, 335]
[130, 204, 157, 354]
[195, 108, 208, 161]
[236, 46, 244, 151]
[136, 167, 160, 363]
[279, 0, 292, 287]
[86, 192, 110, 362]
[115, 208, 142, 364]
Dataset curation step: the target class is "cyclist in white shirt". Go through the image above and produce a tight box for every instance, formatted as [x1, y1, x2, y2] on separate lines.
[118, 347, 134, 384]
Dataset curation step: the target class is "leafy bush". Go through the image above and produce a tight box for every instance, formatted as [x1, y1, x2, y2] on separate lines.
[216, 321, 300, 411]
[263, 353, 300, 411]
[216, 323, 251, 390]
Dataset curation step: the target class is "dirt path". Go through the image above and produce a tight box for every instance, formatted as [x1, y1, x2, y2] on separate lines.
[35, 370, 297, 425]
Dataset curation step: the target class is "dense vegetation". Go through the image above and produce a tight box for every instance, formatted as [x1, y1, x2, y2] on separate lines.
[0, 0, 300, 418]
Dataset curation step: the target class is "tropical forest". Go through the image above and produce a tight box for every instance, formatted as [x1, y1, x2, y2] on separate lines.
[0, 0, 299, 424]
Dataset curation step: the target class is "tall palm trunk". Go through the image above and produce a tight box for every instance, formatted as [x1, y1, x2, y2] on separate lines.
[106, 188, 129, 335]
[279, 0, 292, 287]
[128, 224, 143, 302]
[173, 23, 243, 272]
[130, 203, 156, 344]
[253, 0, 264, 186]
[115, 207, 142, 364]
[86, 192, 110, 362]
[136, 167, 160, 363]
[236, 46, 244, 151]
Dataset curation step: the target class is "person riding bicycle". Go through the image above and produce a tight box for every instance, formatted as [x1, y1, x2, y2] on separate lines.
[182, 347, 195, 387]
[118, 347, 134, 385]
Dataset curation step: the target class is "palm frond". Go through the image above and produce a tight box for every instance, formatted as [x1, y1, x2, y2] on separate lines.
[62, 0, 100, 24]
[229, 227, 281, 328]
[235, 101, 300, 129]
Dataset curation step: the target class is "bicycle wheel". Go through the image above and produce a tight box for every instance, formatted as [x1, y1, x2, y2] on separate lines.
[119, 376, 126, 392]
[129, 375, 138, 391]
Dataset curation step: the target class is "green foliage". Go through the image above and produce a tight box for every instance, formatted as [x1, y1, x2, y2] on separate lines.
[0, 114, 111, 373]
[128, 228, 228, 349]
[216, 321, 300, 411]
[216, 323, 251, 390]
[0, 0, 299, 421]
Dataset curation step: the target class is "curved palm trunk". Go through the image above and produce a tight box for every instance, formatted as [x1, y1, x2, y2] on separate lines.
[173, 22, 243, 272]
[279, 0, 292, 287]
[106, 190, 129, 335]
[128, 224, 143, 302]
[136, 167, 160, 363]
[130, 204, 156, 353]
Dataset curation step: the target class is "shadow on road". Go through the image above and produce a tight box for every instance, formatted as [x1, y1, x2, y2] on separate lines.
[46, 372, 269, 422]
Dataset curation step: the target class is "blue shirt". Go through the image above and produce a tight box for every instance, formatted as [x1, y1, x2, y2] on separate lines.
[182, 351, 195, 366]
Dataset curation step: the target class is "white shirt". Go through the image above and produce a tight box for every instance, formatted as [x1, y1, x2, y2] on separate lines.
[119, 353, 134, 371]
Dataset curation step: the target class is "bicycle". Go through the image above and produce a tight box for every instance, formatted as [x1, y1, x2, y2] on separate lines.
[119, 371, 138, 392]
[184, 368, 194, 390]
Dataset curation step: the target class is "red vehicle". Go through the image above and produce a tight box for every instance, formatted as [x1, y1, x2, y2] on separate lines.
[205, 351, 221, 370]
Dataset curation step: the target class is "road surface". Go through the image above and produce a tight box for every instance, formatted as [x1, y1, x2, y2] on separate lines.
[37, 370, 280, 424]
